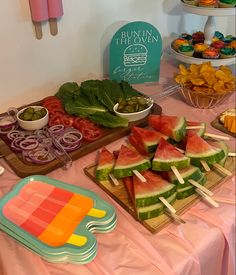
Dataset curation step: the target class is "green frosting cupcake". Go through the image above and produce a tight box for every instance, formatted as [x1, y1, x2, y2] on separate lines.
[178, 45, 194, 56]
[219, 0, 236, 7]
[220, 0, 236, 4]
[220, 47, 236, 58]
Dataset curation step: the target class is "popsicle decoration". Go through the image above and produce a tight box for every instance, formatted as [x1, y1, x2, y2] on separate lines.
[47, 0, 64, 36]
[29, 0, 63, 39]
[29, 0, 49, 39]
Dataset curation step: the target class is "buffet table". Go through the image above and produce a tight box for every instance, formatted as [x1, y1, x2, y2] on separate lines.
[0, 60, 235, 275]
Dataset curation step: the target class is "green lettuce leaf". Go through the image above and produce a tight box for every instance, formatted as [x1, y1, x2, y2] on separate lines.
[65, 102, 106, 117]
[89, 112, 129, 128]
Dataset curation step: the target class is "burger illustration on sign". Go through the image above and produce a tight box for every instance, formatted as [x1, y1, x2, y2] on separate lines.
[123, 44, 148, 67]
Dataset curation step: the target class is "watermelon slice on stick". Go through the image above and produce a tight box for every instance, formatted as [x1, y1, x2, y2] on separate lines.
[96, 147, 115, 181]
[152, 138, 190, 184]
[185, 131, 225, 169]
[186, 121, 206, 136]
[186, 120, 229, 140]
[113, 145, 151, 179]
[130, 126, 169, 154]
[148, 114, 186, 142]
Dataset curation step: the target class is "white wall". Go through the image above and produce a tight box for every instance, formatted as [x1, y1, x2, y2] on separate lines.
[0, 0, 235, 113]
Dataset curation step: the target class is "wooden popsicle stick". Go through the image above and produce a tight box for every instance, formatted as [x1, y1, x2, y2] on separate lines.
[176, 147, 185, 153]
[204, 132, 230, 140]
[196, 188, 219, 208]
[164, 209, 186, 224]
[228, 152, 236, 157]
[171, 166, 184, 184]
[212, 163, 232, 176]
[159, 197, 176, 214]
[200, 160, 211, 172]
[109, 173, 120, 186]
[0, 166, 5, 176]
[49, 18, 58, 36]
[188, 179, 213, 196]
[34, 22, 43, 39]
[133, 170, 146, 182]
[186, 126, 205, 130]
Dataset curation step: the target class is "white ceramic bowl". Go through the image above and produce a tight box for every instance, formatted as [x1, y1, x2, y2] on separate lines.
[113, 99, 153, 122]
[17, 106, 49, 131]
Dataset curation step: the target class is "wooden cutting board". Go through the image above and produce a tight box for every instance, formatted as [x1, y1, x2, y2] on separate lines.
[84, 157, 235, 234]
[0, 104, 162, 178]
[211, 116, 236, 138]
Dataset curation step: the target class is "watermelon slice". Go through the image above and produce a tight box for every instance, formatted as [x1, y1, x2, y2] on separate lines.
[149, 114, 186, 142]
[96, 147, 115, 181]
[131, 126, 169, 154]
[128, 134, 149, 156]
[187, 121, 206, 137]
[207, 140, 229, 167]
[133, 170, 176, 207]
[176, 173, 207, 200]
[185, 131, 225, 167]
[113, 145, 151, 178]
[123, 176, 135, 204]
[137, 192, 177, 220]
[160, 165, 204, 189]
[123, 171, 177, 220]
[152, 138, 190, 171]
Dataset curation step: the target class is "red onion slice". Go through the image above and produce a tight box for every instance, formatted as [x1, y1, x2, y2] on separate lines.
[19, 138, 39, 151]
[0, 115, 17, 129]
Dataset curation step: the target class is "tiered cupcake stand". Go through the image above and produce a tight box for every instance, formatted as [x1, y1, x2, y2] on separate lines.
[170, 1, 236, 66]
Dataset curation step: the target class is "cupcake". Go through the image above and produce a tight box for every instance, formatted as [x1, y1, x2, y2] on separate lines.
[220, 47, 236, 58]
[193, 43, 209, 58]
[183, 0, 198, 5]
[192, 31, 205, 45]
[213, 31, 224, 42]
[178, 45, 194, 56]
[218, 0, 236, 8]
[211, 40, 225, 50]
[202, 47, 220, 59]
[223, 35, 235, 44]
[179, 33, 192, 42]
[172, 38, 189, 51]
[229, 40, 236, 49]
[198, 0, 217, 7]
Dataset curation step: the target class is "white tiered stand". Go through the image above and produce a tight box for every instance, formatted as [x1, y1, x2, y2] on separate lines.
[170, 1, 236, 66]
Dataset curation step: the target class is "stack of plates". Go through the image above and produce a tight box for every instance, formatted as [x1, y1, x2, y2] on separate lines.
[0, 175, 117, 264]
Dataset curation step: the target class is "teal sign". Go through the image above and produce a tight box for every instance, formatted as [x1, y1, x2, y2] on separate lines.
[109, 21, 162, 84]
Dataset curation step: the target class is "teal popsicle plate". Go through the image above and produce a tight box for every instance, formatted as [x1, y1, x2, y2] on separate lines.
[0, 175, 116, 261]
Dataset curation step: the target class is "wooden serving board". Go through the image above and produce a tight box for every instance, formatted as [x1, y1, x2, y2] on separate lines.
[211, 116, 236, 138]
[0, 104, 162, 178]
[84, 157, 235, 234]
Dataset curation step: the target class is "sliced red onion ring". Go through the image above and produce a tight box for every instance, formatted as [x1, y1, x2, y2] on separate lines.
[7, 130, 24, 140]
[62, 130, 83, 145]
[11, 136, 25, 151]
[24, 145, 55, 164]
[0, 115, 17, 129]
[49, 124, 65, 135]
[19, 138, 39, 151]
[0, 125, 16, 135]
[55, 136, 81, 152]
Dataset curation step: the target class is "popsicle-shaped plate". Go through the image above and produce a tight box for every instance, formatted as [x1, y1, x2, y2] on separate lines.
[0, 175, 116, 262]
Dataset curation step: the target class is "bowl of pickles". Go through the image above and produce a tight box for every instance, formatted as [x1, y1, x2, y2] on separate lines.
[17, 106, 49, 130]
[113, 96, 153, 122]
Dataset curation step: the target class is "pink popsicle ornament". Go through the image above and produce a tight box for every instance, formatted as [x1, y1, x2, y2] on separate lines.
[29, 0, 49, 39]
[47, 0, 64, 36]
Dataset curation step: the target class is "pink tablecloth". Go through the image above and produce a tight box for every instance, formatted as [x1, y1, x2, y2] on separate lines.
[0, 60, 235, 275]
